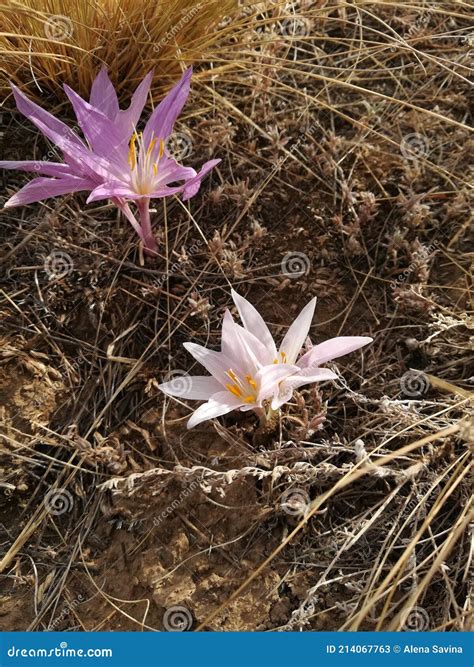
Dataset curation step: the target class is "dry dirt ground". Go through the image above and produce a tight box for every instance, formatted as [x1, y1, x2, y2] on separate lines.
[0, 1, 473, 631]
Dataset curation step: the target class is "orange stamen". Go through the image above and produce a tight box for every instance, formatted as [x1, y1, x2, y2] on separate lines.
[226, 383, 242, 398]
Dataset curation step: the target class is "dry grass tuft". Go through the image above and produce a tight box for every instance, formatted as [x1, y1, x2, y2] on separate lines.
[0, 0, 238, 103]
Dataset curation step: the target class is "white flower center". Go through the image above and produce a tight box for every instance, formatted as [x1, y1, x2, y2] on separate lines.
[127, 132, 165, 195]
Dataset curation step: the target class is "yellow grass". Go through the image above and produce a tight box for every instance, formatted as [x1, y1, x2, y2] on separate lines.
[0, 0, 238, 103]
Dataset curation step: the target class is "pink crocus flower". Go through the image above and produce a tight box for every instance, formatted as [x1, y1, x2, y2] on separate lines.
[159, 309, 299, 429]
[231, 290, 373, 409]
[0, 67, 219, 255]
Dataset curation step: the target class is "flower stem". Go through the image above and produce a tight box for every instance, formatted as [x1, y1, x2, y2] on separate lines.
[266, 406, 277, 422]
[137, 199, 158, 256]
[253, 407, 267, 426]
[254, 406, 278, 427]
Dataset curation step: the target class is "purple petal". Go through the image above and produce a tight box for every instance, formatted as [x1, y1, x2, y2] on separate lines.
[0, 160, 73, 177]
[155, 156, 197, 184]
[4, 175, 95, 208]
[124, 159, 219, 201]
[89, 66, 119, 120]
[187, 391, 244, 429]
[11, 84, 85, 153]
[64, 84, 129, 164]
[31, 115, 118, 182]
[298, 336, 373, 368]
[115, 71, 153, 138]
[86, 181, 136, 203]
[182, 159, 220, 201]
[143, 67, 192, 146]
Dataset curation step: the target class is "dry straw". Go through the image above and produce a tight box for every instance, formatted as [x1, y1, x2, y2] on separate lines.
[0, 0, 238, 104]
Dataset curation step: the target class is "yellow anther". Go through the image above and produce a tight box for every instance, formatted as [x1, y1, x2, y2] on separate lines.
[159, 138, 165, 159]
[153, 163, 158, 176]
[243, 395, 255, 404]
[146, 137, 158, 158]
[273, 358, 278, 364]
[280, 351, 287, 363]
[226, 383, 242, 398]
[128, 132, 138, 170]
[245, 375, 257, 390]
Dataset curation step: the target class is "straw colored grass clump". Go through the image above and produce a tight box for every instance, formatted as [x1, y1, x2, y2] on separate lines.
[0, 0, 237, 103]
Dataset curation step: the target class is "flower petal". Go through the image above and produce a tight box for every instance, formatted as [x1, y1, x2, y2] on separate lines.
[159, 375, 222, 400]
[279, 297, 317, 364]
[64, 84, 129, 164]
[182, 159, 221, 201]
[30, 115, 118, 182]
[231, 290, 277, 359]
[86, 181, 136, 203]
[271, 369, 338, 410]
[151, 156, 197, 189]
[183, 342, 229, 386]
[187, 391, 244, 429]
[134, 160, 219, 201]
[235, 323, 274, 366]
[4, 175, 95, 208]
[89, 66, 120, 119]
[255, 363, 299, 403]
[221, 310, 263, 374]
[11, 84, 85, 152]
[0, 160, 73, 177]
[143, 67, 192, 146]
[115, 71, 153, 137]
[298, 336, 373, 368]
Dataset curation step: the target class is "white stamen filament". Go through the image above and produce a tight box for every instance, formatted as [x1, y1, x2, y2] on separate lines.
[127, 132, 165, 195]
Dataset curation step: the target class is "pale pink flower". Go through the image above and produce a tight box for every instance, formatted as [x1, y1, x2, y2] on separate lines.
[231, 290, 373, 409]
[159, 292, 372, 429]
[159, 309, 298, 428]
